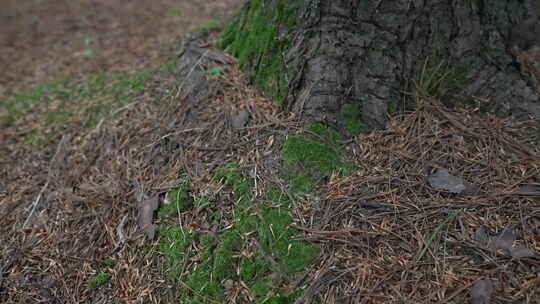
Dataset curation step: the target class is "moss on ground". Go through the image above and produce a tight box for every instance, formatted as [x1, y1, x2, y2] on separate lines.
[158, 183, 192, 218]
[215, 161, 254, 202]
[158, 225, 193, 282]
[0, 70, 152, 144]
[100, 258, 115, 267]
[156, 163, 319, 303]
[282, 136, 343, 175]
[282, 125, 353, 189]
[281, 123, 355, 193]
[220, 0, 296, 102]
[87, 272, 112, 290]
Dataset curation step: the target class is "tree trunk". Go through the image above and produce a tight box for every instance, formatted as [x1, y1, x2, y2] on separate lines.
[222, 0, 540, 134]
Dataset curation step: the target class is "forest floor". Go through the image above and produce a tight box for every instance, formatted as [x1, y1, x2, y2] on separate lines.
[1, 1, 540, 304]
[0, 0, 242, 97]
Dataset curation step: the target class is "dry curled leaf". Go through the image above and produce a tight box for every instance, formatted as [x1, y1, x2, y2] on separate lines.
[509, 245, 537, 259]
[428, 169, 466, 194]
[471, 279, 494, 304]
[137, 195, 159, 239]
[474, 227, 538, 259]
[489, 228, 515, 252]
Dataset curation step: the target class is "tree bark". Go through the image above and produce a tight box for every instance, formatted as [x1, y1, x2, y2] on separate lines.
[225, 0, 540, 133]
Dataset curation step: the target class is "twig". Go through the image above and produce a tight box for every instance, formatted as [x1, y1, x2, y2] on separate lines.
[23, 135, 69, 228]
[112, 214, 129, 252]
[175, 49, 210, 99]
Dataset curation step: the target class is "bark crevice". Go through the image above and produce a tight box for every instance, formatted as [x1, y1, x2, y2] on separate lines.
[285, 0, 540, 132]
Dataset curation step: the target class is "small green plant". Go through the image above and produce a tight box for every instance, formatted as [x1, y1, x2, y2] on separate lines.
[81, 49, 96, 57]
[83, 37, 97, 46]
[197, 17, 227, 30]
[206, 66, 226, 77]
[416, 211, 460, 262]
[386, 102, 399, 118]
[411, 57, 469, 101]
[165, 8, 182, 16]
[88, 272, 112, 289]
[101, 258, 115, 267]
[163, 57, 177, 73]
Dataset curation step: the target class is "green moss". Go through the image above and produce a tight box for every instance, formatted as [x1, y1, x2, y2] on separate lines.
[258, 206, 318, 274]
[252, 277, 273, 298]
[210, 210, 225, 225]
[206, 66, 226, 77]
[163, 58, 177, 73]
[220, 0, 297, 102]
[309, 123, 346, 143]
[155, 169, 318, 303]
[158, 226, 192, 282]
[258, 207, 293, 250]
[239, 256, 272, 282]
[87, 272, 112, 289]
[199, 234, 216, 250]
[234, 208, 258, 234]
[387, 103, 399, 117]
[165, 8, 182, 16]
[177, 231, 234, 303]
[194, 196, 210, 209]
[251, 277, 298, 304]
[282, 136, 345, 176]
[213, 231, 242, 280]
[183, 267, 224, 303]
[342, 104, 367, 135]
[266, 187, 290, 208]
[0, 77, 69, 124]
[280, 241, 319, 274]
[215, 162, 254, 201]
[282, 123, 355, 193]
[100, 258, 115, 267]
[159, 184, 192, 218]
[290, 173, 313, 193]
[0, 70, 152, 144]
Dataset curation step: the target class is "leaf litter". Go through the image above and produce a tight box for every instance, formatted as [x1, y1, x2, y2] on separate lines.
[0, 29, 295, 303]
[294, 97, 540, 303]
[0, 29, 539, 304]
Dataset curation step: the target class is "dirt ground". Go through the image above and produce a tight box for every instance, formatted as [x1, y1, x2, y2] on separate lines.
[1, 1, 540, 303]
[0, 0, 244, 97]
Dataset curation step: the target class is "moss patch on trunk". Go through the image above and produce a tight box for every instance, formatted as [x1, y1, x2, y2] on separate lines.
[220, 0, 297, 102]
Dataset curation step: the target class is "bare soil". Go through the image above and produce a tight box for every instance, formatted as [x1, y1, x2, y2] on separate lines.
[0, 0, 244, 96]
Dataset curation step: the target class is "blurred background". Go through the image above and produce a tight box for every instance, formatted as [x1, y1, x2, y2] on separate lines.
[0, 0, 244, 97]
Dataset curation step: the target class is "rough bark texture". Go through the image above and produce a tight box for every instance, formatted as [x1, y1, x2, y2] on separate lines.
[281, 0, 540, 131]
